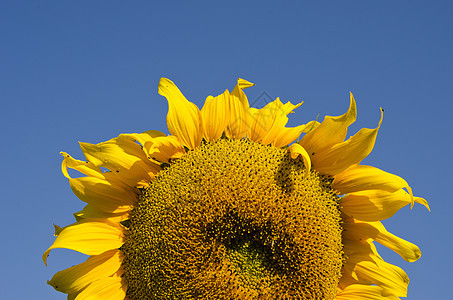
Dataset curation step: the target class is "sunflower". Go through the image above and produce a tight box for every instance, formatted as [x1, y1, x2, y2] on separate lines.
[43, 78, 429, 299]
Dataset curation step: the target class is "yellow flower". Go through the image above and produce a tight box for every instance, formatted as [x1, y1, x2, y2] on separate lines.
[44, 78, 429, 299]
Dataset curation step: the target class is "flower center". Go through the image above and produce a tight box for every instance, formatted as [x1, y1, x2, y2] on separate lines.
[121, 138, 344, 299]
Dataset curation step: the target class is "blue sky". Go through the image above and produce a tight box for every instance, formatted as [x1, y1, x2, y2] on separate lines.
[1, 1, 451, 299]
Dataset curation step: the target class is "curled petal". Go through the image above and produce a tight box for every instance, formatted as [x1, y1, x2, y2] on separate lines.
[158, 77, 202, 149]
[300, 92, 357, 154]
[60, 153, 103, 180]
[313, 108, 383, 175]
[235, 77, 255, 92]
[226, 78, 254, 139]
[79, 135, 159, 187]
[288, 143, 311, 173]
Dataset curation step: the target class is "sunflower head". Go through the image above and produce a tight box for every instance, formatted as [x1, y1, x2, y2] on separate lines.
[121, 138, 343, 299]
[44, 78, 429, 299]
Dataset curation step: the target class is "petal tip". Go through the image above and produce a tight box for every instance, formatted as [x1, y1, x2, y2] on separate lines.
[53, 224, 63, 236]
[237, 78, 255, 89]
[42, 250, 50, 266]
[415, 196, 430, 212]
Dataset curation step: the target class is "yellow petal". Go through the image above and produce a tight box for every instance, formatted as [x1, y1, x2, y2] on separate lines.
[61, 153, 123, 188]
[340, 189, 430, 221]
[144, 135, 185, 163]
[313, 108, 383, 175]
[373, 225, 422, 263]
[273, 121, 319, 148]
[339, 239, 375, 289]
[43, 220, 124, 266]
[354, 258, 409, 297]
[288, 143, 311, 173]
[341, 238, 409, 298]
[333, 164, 412, 195]
[48, 250, 123, 294]
[249, 98, 303, 145]
[300, 92, 357, 154]
[121, 130, 166, 147]
[336, 284, 399, 300]
[62, 152, 139, 198]
[271, 125, 303, 148]
[79, 135, 158, 187]
[158, 77, 202, 149]
[68, 177, 136, 213]
[343, 219, 422, 262]
[261, 99, 303, 145]
[73, 205, 129, 223]
[201, 90, 230, 141]
[343, 247, 409, 298]
[120, 130, 166, 168]
[261, 98, 305, 147]
[226, 78, 254, 139]
[342, 235, 375, 258]
[247, 107, 265, 141]
[74, 276, 126, 300]
[61, 152, 103, 180]
[301, 120, 320, 134]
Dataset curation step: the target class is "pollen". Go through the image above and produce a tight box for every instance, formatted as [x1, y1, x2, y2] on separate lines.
[121, 138, 344, 299]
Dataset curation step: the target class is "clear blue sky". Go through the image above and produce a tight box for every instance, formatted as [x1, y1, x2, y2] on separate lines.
[1, 1, 451, 299]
